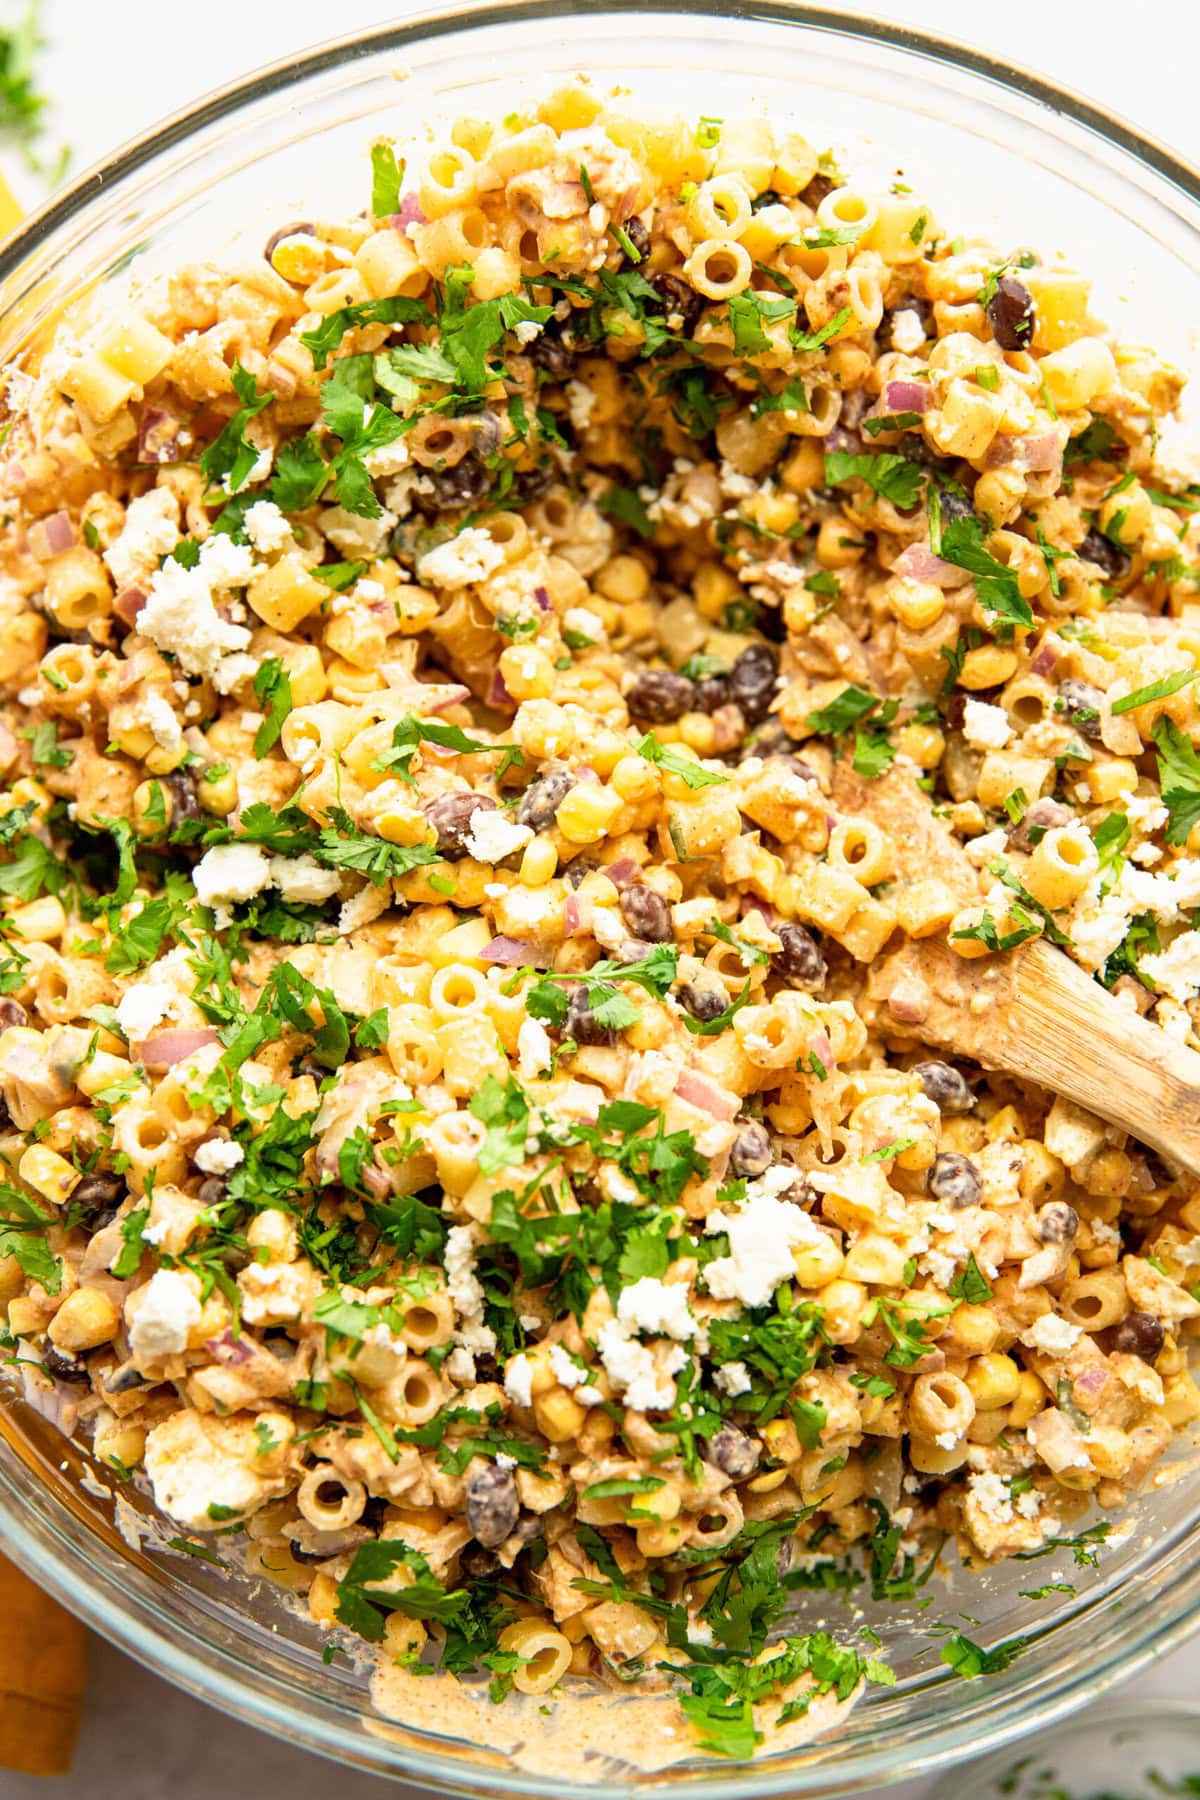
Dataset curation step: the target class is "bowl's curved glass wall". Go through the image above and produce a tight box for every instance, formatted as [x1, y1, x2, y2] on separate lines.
[2, 6, 1199, 1793]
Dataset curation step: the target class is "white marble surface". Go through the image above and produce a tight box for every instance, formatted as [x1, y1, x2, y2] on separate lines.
[0, 0, 1198, 1793]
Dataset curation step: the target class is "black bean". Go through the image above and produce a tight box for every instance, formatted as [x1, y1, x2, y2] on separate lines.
[513, 461, 556, 505]
[728, 644, 779, 728]
[1110, 1311, 1165, 1360]
[798, 174, 835, 209]
[938, 488, 978, 528]
[927, 1152, 982, 1209]
[650, 272, 704, 336]
[704, 1422, 761, 1479]
[104, 1362, 151, 1396]
[517, 770, 576, 831]
[626, 669, 695, 723]
[620, 217, 651, 266]
[165, 768, 200, 823]
[914, 1061, 975, 1114]
[773, 921, 826, 990]
[1007, 796, 1073, 852]
[877, 298, 934, 353]
[740, 720, 802, 762]
[0, 998, 25, 1029]
[460, 1545, 500, 1579]
[986, 275, 1036, 351]
[418, 456, 491, 511]
[564, 858, 597, 890]
[422, 792, 497, 860]
[1057, 678, 1104, 738]
[679, 984, 727, 1023]
[619, 884, 672, 943]
[1079, 527, 1130, 579]
[564, 986, 616, 1046]
[729, 1120, 773, 1177]
[466, 1463, 520, 1548]
[71, 1172, 127, 1214]
[263, 221, 316, 266]
[43, 1345, 89, 1385]
[527, 317, 579, 380]
[693, 675, 730, 714]
[198, 1177, 228, 1208]
[1036, 1202, 1079, 1245]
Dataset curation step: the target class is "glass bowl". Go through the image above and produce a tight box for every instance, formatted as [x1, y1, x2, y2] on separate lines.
[2, 4, 1200, 1794]
[932, 1702, 1200, 1800]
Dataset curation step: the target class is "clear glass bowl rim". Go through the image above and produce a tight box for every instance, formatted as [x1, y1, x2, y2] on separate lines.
[0, 3, 1198, 1794]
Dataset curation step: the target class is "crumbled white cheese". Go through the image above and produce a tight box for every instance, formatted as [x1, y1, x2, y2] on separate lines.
[444, 1223, 496, 1353]
[513, 319, 543, 346]
[962, 699, 1013, 751]
[549, 1344, 588, 1389]
[596, 1319, 686, 1412]
[194, 1138, 245, 1175]
[242, 500, 295, 555]
[617, 1277, 697, 1341]
[566, 380, 596, 434]
[365, 440, 411, 478]
[967, 1470, 1014, 1524]
[445, 1346, 476, 1383]
[964, 827, 1009, 868]
[463, 809, 533, 864]
[714, 1361, 752, 1396]
[1023, 1313, 1083, 1354]
[504, 1353, 534, 1409]
[890, 309, 928, 354]
[1014, 1489, 1042, 1519]
[517, 1017, 553, 1081]
[192, 842, 272, 918]
[417, 527, 505, 591]
[1139, 930, 1200, 1003]
[319, 504, 396, 559]
[562, 605, 605, 644]
[267, 853, 342, 906]
[703, 1188, 822, 1310]
[128, 1270, 202, 1363]
[137, 535, 258, 691]
[104, 488, 181, 591]
[115, 974, 174, 1041]
[140, 688, 183, 752]
[935, 1429, 962, 1450]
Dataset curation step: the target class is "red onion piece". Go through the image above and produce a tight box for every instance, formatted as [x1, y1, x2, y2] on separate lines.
[115, 586, 148, 624]
[742, 897, 776, 927]
[564, 893, 592, 937]
[1072, 1365, 1108, 1399]
[391, 193, 427, 230]
[481, 935, 537, 966]
[533, 585, 552, 612]
[674, 1069, 739, 1120]
[886, 978, 930, 1025]
[1020, 431, 1063, 473]
[487, 667, 514, 710]
[807, 1029, 834, 1072]
[28, 510, 76, 560]
[138, 406, 182, 465]
[601, 857, 638, 888]
[205, 1330, 254, 1366]
[20, 1361, 76, 1434]
[363, 1160, 393, 1198]
[1030, 640, 1060, 677]
[137, 1027, 219, 1069]
[893, 542, 956, 585]
[425, 683, 471, 714]
[884, 380, 930, 413]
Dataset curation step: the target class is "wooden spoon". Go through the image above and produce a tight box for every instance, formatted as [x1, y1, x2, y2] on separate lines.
[828, 761, 1200, 1177]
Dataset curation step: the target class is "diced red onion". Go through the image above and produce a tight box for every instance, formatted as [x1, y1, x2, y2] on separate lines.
[392, 193, 427, 230]
[115, 586, 148, 624]
[1020, 431, 1063, 473]
[424, 683, 472, 715]
[910, 1349, 947, 1375]
[28, 510, 75, 560]
[1073, 1365, 1107, 1399]
[564, 893, 592, 937]
[674, 1069, 739, 1120]
[742, 898, 776, 926]
[1030, 641, 1060, 677]
[807, 1029, 834, 1071]
[137, 406, 181, 465]
[20, 1361, 76, 1433]
[363, 1160, 392, 1198]
[886, 977, 930, 1025]
[533, 585, 552, 612]
[481, 936, 537, 966]
[602, 857, 638, 888]
[894, 542, 955, 585]
[488, 667, 514, 710]
[884, 380, 930, 413]
[205, 1330, 254, 1366]
[137, 1027, 219, 1068]
[615, 186, 640, 222]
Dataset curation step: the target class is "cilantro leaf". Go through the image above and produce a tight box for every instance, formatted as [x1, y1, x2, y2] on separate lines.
[301, 296, 431, 372]
[938, 514, 1034, 630]
[252, 657, 293, 758]
[316, 807, 441, 885]
[598, 483, 654, 540]
[1152, 716, 1200, 845]
[790, 306, 852, 352]
[726, 290, 796, 357]
[948, 1252, 993, 1303]
[199, 362, 273, 496]
[369, 141, 405, 218]
[824, 450, 925, 510]
[939, 1631, 1027, 1679]
[805, 684, 879, 736]
[636, 731, 728, 790]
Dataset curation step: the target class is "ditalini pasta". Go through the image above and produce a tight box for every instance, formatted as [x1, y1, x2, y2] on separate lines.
[0, 84, 1198, 1759]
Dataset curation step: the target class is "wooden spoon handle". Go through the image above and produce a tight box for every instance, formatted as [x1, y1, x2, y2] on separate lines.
[0, 1553, 86, 1774]
[869, 935, 1200, 1176]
